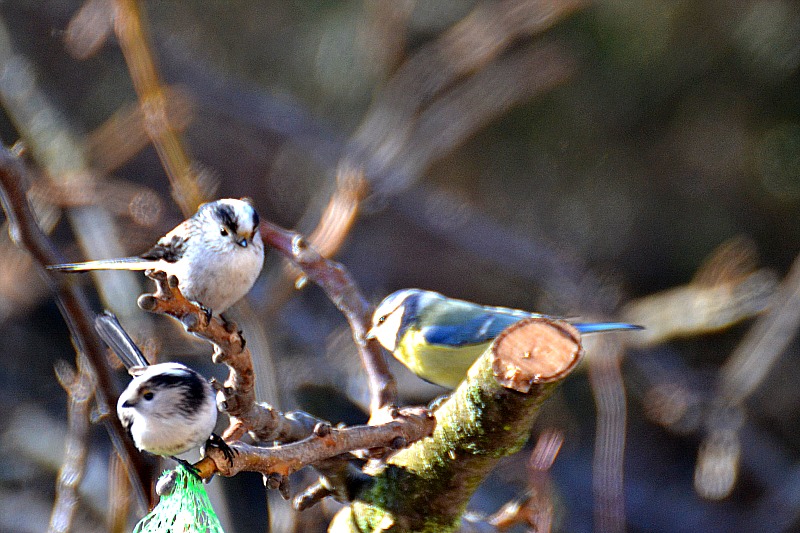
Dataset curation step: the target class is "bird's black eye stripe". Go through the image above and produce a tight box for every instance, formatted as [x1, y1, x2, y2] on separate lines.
[144, 370, 206, 415]
[213, 204, 239, 235]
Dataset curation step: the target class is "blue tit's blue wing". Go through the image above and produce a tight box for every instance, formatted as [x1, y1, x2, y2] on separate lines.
[420, 311, 525, 347]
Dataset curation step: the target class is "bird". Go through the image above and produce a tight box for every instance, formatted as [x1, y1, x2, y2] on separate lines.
[49, 198, 265, 315]
[94, 311, 232, 467]
[366, 289, 643, 389]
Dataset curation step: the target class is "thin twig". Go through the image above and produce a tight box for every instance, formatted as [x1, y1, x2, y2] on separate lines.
[107, 454, 131, 533]
[716, 250, 800, 406]
[48, 358, 94, 533]
[622, 236, 778, 346]
[486, 429, 564, 532]
[280, 166, 367, 286]
[259, 219, 398, 414]
[113, 0, 205, 215]
[0, 146, 152, 510]
[695, 250, 800, 499]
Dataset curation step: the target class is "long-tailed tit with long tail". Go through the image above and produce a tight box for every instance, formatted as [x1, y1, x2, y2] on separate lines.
[95, 311, 233, 468]
[51, 199, 264, 315]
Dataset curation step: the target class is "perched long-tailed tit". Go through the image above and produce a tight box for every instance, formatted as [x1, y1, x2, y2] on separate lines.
[367, 289, 643, 389]
[95, 312, 230, 464]
[50, 198, 264, 314]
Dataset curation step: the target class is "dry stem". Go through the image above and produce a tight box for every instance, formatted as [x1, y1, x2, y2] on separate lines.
[48, 358, 94, 533]
[259, 219, 398, 414]
[0, 146, 152, 509]
[113, 0, 205, 215]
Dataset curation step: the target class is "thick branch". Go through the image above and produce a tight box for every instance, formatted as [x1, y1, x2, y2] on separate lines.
[260, 220, 398, 413]
[335, 318, 583, 533]
[0, 146, 152, 509]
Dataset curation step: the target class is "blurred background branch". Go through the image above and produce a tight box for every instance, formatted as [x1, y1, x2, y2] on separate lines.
[48, 357, 94, 533]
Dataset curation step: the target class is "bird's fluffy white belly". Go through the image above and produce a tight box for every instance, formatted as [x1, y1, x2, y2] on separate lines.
[170, 246, 262, 313]
[130, 410, 216, 456]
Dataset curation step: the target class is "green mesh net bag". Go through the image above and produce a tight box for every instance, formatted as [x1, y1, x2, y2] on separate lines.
[133, 466, 225, 533]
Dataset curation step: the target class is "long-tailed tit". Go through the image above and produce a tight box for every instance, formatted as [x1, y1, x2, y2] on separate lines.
[50, 198, 264, 314]
[95, 312, 232, 465]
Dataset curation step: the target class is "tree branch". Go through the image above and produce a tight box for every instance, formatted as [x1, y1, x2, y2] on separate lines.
[0, 146, 152, 510]
[112, 0, 206, 215]
[48, 358, 94, 533]
[334, 318, 584, 533]
[137, 270, 319, 443]
[259, 219, 398, 414]
[195, 406, 435, 482]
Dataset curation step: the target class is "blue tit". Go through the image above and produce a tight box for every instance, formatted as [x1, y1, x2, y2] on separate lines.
[366, 289, 642, 389]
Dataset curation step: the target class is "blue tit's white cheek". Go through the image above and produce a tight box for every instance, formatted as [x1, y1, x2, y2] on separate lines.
[374, 307, 405, 352]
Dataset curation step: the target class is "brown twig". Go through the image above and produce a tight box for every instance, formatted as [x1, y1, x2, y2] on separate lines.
[194, 406, 435, 481]
[260, 219, 398, 414]
[87, 86, 195, 176]
[622, 237, 778, 347]
[487, 429, 564, 532]
[136, 270, 317, 442]
[136, 270, 436, 487]
[293, 458, 369, 511]
[107, 454, 132, 533]
[695, 250, 800, 500]
[48, 358, 94, 533]
[0, 146, 152, 509]
[113, 0, 205, 215]
[280, 167, 368, 289]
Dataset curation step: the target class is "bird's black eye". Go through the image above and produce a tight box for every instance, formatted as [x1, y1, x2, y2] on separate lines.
[143, 391, 154, 401]
[220, 227, 229, 237]
[377, 315, 387, 325]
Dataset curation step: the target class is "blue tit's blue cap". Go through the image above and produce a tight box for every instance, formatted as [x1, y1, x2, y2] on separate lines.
[374, 289, 423, 321]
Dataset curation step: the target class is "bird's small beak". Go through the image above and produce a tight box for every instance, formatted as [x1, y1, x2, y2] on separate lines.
[364, 328, 376, 341]
[237, 238, 248, 248]
[121, 399, 136, 408]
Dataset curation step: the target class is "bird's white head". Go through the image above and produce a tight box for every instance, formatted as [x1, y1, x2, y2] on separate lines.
[200, 198, 262, 251]
[117, 362, 211, 426]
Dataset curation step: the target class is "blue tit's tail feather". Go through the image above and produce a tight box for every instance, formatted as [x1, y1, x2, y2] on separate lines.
[47, 257, 154, 272]
[94, 311, 150, 369]
[573, 322, 643, 334]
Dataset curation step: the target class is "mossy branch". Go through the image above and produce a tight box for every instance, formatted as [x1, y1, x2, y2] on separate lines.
[332, 318, 584, 533]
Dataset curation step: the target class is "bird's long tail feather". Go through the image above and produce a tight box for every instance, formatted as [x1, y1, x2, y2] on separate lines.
[47, 257, 153, 272]
[94, 311, 150, 369]
[573, 322, 643, 334]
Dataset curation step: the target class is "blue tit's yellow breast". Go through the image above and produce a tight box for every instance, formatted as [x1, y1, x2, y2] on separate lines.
[394, 329, 491, 389]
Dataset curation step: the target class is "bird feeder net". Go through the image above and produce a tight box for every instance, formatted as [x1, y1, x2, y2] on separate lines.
[133, 466, 225, 533]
